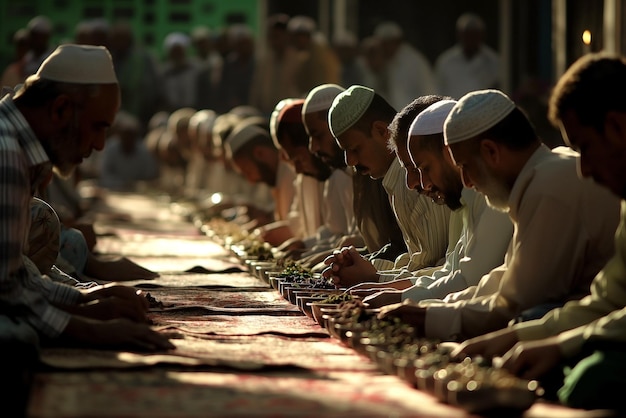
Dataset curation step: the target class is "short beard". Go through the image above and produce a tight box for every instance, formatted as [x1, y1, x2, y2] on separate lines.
[307, 155, 332, 181]
[44, 130, 80, 179]
[476, 160, 511, 212]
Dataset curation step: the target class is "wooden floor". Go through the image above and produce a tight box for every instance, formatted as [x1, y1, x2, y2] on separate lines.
[25, 192, 617, 418]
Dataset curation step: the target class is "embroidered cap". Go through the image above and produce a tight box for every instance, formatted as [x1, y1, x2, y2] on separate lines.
[328, 85, 375, 138]
[444, 89, 516, 145]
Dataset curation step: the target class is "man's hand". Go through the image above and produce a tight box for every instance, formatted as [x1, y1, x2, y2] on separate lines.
[73, 297, 150, 323]
[501, 337, 563, 380]
[322, 246, 378, 288]
[63, 316, 175, 351]
[83, 284, 149, 311]
[377, 300, 426, 335]
[362, 290, 403, 308]
[451, 328, 519, 359]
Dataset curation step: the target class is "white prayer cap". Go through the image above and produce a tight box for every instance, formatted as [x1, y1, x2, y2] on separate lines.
[333, 31, 358, 47]
[328, 85, 374, 138]
[303, 84, 345, 115]
[456, 13, 486, 32]
[164, 32, 190, 50]
[224, 121, 269, 158]
[288, 15, 316, 34]
[29, 44, 117, 84]
[191, 26, 211, 40]
[229, 24, 253, 41]
[270, 98, 298, 147]
[374, 21, 403, 40]
[444, 89, 516, 145]
[409, 100, 457, 136]
[27, 15, 53, 33]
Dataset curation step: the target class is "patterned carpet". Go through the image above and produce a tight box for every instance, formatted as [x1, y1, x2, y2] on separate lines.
[26, 193, 614, 418]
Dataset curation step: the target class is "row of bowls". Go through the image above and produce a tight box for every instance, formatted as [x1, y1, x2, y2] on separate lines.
[227, 243, 541, 413]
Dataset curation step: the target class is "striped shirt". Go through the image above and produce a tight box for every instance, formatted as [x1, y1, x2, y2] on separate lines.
[400, 188, 513, 300]
[378, 157, 450, 272]
[0, 96, 82, 338]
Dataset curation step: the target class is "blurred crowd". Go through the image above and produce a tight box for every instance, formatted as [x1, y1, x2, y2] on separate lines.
[0, 12, 510, 203]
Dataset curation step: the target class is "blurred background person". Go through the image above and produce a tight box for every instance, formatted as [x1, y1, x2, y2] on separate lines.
[109, 21, 160, 131]
[192, 25, 223, 111]
[217, 24, 256, 113]
[99, 111, 160, 191]
[435, 12, 500, 99]
[159, 32, 199, 112]
[332, 31, 366, 88]
[23, 15, 54, 77]
[373, 21, 435, 110]
[288, 15, 340, 97]
[249, 14, 299, 117]
[1, 28, 30, 88]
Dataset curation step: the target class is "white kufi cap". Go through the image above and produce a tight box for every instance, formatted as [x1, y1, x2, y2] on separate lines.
[224, 122, 268, 158]
[409, 100, 457, 136]
[30, 44, 117, 84]
[302, 84, 345, 115]
[444, 89, 516, 145]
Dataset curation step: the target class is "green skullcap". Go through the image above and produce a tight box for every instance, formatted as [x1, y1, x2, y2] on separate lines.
[328, 85, 375, 138]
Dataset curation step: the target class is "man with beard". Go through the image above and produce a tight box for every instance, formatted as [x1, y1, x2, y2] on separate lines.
[379, 89, 620, 342]
[224, 116, 296, 226]
[452, 53, 626, 412]
[302, 84, 407, 265]
[0, 44, 174, 394]
[338, 98, 513, 309]
[260, 98, 329, 247]
[324, 86, 451, 287]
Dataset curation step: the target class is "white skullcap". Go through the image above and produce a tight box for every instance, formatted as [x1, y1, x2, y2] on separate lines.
[444, 89, 516, 145]
[328, 85, 375, 138]
[374, 22, 403, 40]
[288, 16, 316, 34]
[224, 122, 268, 158]
[456, 13, 486, 32]
[230, 24, 253, 41]
[29, 44, 117, 84]
[270, 98, 298, 147]
[409, 100, 457, 136]
[27, 15, 53, 33]
[164, 32, 190, 50]
[333, 31, 357, 47]
[303, 84, 345, 115]
[191, 26, 211, 40]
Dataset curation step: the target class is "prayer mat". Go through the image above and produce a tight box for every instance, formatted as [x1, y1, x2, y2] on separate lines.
[124, 273, 268, 289]
[153, 315, 327, 338]
[40, 334, 378, 372]
[149, 305, 302, 318]
[146, 287, 291, 309]
[127, 256, 243, 274]
[28, 369, 479, 418]
[94, 235, 229, 258]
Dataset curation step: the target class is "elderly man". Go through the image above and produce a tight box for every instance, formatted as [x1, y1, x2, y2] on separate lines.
[302, 84, 406, 264]
[344, 98, 513, 308]
[451, 54, 626, 411]
[380, 88, 620, 342]
[324, 85, 451, 287]
[0, 45, 175, 355]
